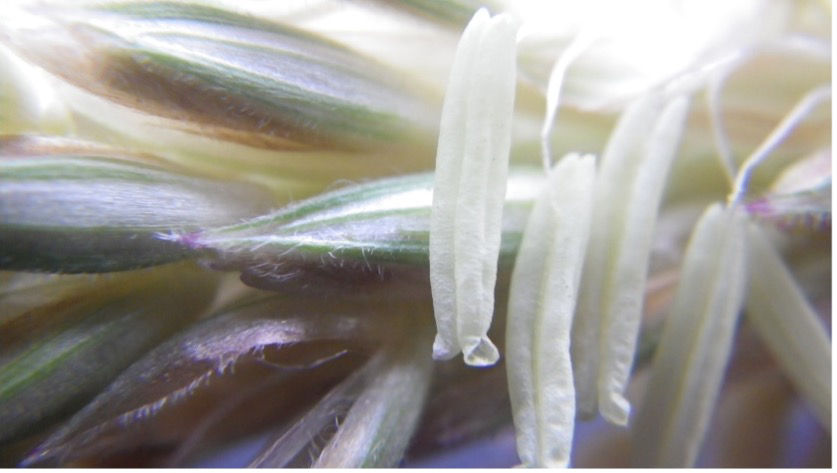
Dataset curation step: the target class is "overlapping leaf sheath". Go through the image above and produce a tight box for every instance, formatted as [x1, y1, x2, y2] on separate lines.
[0, 262, 220, 444]
[182, 169, 542, 292]
[0, 0, 830, 468]
[0, 1, 441, 195]
[0, 136, 273, 272]
[251, 297, 435, 468]
[312, 315, 434, 468]
[22, 292, 409, 466]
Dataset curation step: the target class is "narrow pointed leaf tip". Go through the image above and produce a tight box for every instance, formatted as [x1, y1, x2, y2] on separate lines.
[506, 154, 596, 467]
[429, 8, 518, 366]
[633, 204, 748, 467]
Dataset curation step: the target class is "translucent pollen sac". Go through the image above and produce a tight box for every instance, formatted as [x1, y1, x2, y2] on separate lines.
[632, 204, 748, 467]
[428, 8, 518, 366]
[506, 153, 596, 467]
[745, 221, 831, 427]
[571, 92, 690, 423]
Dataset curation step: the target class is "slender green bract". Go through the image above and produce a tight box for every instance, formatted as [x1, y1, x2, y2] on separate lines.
[3, 1, 437, 152]
[0, 263, 219, 444]
[184, 169, 542, 292]
[22, 292, 397, 466]
[0, 139, 273, 273]
[313, 315, 434, 468]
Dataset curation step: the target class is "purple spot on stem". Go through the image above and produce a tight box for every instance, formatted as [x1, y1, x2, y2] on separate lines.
[177, 232, 205, 250]
[744, 198, 773, 217]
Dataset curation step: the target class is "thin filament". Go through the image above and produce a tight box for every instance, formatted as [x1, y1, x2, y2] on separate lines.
[539, 33, 596, 172]
[728, 84, 831, 205]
